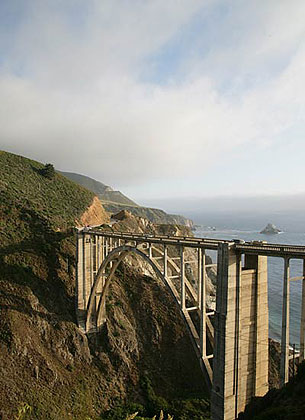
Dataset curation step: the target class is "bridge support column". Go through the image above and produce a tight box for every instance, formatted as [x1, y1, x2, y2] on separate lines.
[300, 260, 305, 361]
[198, 248, 202, 310]
[101, 237, 105, 260]
[164, 245, 167, 277]
[180, 247, 185, 310]
[104, 237, 108, 260]
[97, 236, 101, 268]
[76, 232, 93, 330]
[211, 244, 268, 420]
[241, 254, 269, 403]
[280, 257, 290, 385]
[92, 235, 97, 274]
[76, 232, 84, 327]
[199, 249, 206, 358]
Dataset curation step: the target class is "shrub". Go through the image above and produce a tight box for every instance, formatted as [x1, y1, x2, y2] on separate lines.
[40, 163, 55, 179]
[15, 403, 32, 420]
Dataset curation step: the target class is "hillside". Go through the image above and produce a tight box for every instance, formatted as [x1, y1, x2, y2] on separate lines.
[0, 151, 209, 419]
[59, 171, 138, 206]
[60, 171, 193, 227]
[0, 152, 110, 235]
[240, 361, 305, 420]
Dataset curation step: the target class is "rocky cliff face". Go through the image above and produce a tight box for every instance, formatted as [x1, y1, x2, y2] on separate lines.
[78, 196, 110, 227]
[104, 202, 194, 228]
[166, 213, 194, 229]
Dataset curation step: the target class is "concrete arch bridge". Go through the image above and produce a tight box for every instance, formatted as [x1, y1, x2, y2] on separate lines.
[76, 229, 305, 420]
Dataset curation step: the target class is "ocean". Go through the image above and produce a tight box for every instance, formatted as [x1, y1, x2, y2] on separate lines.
[189, 210, 305, 347]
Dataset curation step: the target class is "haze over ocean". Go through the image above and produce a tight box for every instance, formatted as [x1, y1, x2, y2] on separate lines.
[190, 210, 305, 347]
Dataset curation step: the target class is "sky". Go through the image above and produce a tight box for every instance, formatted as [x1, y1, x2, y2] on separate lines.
[1, 0, 305, 208]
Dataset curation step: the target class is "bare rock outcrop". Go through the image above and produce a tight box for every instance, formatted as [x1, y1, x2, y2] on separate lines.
[77, 196, 109, 227]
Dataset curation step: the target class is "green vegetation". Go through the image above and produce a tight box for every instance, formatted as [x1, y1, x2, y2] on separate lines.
[101, 408, 173, 420]
[100, 376, 210, 420]
[0, 151, 94, 240]
[15, 403, 32, 420]
[101, 396, 210, 420]
[40, 163, 56, 179]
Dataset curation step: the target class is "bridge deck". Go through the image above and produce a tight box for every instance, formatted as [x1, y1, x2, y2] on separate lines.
[88, 229, 305, 259]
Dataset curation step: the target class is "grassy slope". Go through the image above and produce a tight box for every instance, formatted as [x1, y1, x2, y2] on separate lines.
[0, 151, 209, 420]
[0, 152, 95, 240]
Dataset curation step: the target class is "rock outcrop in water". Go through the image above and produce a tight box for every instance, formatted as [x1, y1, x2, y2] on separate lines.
[260, 223, 281, 234]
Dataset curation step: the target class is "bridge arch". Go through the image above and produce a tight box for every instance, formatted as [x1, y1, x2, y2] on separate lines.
[86, 245, 184, 334]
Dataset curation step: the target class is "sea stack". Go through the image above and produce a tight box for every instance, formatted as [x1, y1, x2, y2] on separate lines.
[260, 223, 281, 234]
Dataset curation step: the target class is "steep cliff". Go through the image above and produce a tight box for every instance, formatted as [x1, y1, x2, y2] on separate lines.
[78, 196, 109, 227]
[103, 202, 193, 228]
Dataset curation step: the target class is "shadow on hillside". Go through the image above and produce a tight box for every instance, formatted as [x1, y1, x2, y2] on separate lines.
[0, 291, 71, 326]
[0, 230, 77, 324]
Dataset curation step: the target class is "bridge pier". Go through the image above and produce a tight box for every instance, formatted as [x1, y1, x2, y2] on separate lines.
[300, 260, 305, 361]
[199, 249, 206, 359]
[180, 247, 186, 310]
[211, 243, 268, 420]
[163, 244, 167, 277]
[76, 232, 95, 330]
[280, 257, 290, 386]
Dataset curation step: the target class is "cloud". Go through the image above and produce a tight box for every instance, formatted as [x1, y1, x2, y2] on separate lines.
[0, 0, 304, 195]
